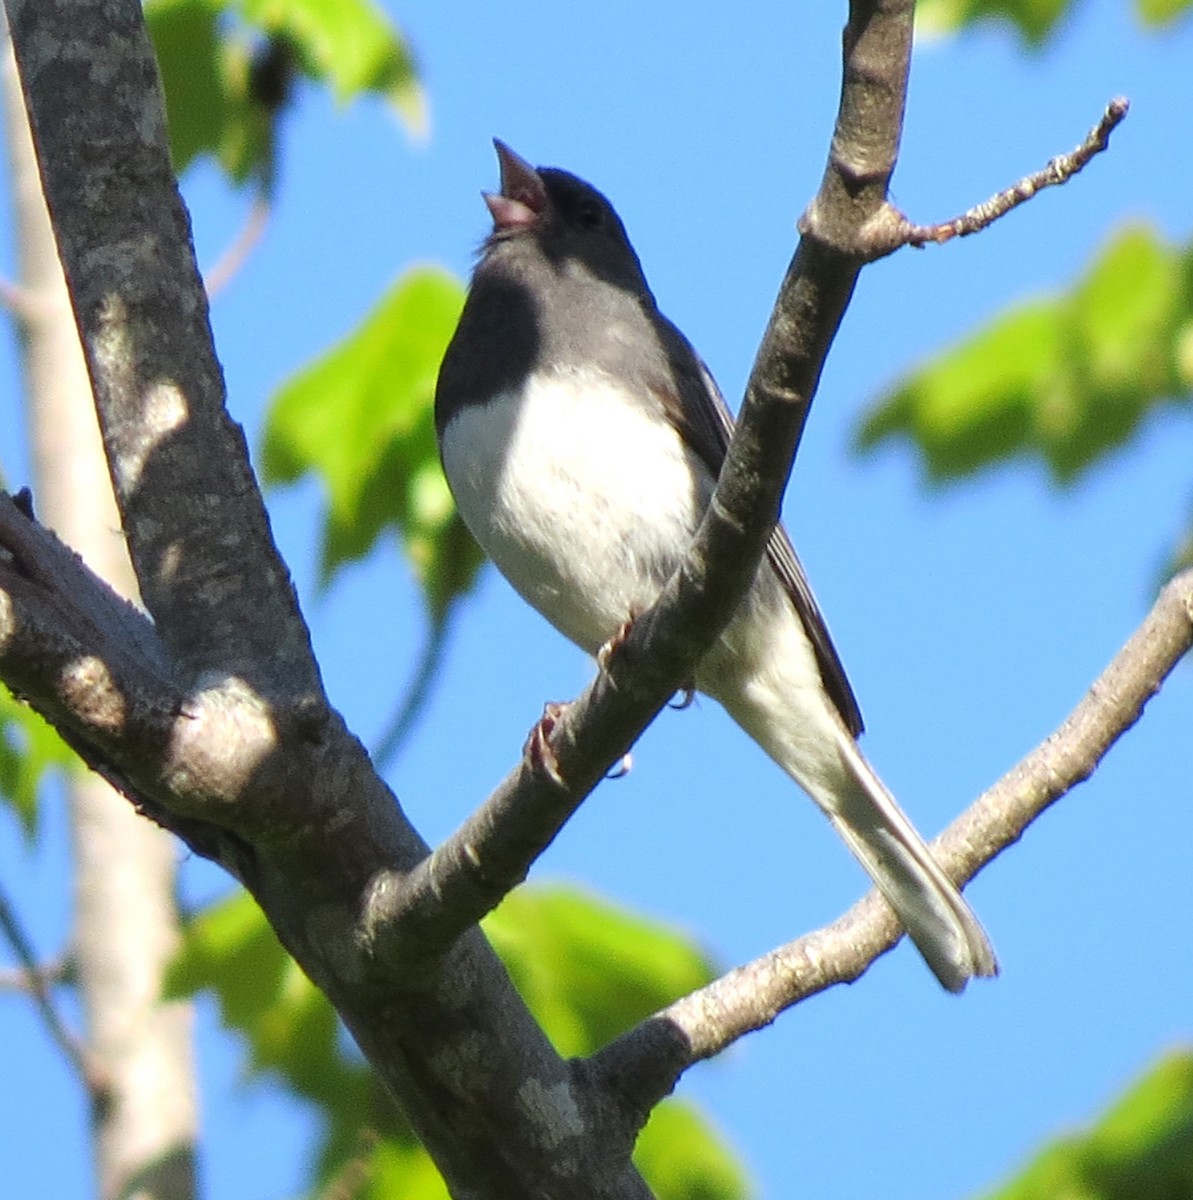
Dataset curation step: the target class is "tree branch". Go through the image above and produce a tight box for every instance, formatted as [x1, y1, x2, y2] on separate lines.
[6, 0, 317, 696]
[0, 956, 68, 992]
[902, 97, 1129, 247]
[0, 271, 43, 319]
[589, 568, 1193, 1113]
[0, 879, 103, 1096]
[203, 194, 271, 300]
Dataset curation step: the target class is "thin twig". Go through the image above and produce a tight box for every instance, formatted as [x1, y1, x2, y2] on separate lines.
[0, 878, 105, 1095]
[903, 97, 1129, 246]
[0, 954, 67, 991]
[315, 1129, 380, 1200]
[372, 615, 452, 771]
[0, 273, 44, 319]
[589, 568, 1193, 1114]
[204, 193, 271, 299]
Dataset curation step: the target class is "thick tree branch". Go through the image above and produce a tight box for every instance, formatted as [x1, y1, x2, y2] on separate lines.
[590, 568, 1193, 1113]
[0, 494, 180, 758]
[6, 0, 316, 696]
[0, 485, 657, 1196]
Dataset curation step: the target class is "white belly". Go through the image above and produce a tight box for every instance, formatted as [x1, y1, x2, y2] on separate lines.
[440, 368, 710, 654]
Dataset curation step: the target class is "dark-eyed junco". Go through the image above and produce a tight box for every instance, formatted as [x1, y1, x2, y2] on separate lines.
[435, 141, 997, 991]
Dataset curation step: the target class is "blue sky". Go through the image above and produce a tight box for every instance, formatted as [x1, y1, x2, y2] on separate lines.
[3, 0, 1192, 1197]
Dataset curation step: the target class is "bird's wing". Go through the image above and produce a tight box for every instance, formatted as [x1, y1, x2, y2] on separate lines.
[654, 315, 865, 738]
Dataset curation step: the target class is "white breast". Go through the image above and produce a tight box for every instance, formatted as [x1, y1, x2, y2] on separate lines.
[441, 368, 710, 654]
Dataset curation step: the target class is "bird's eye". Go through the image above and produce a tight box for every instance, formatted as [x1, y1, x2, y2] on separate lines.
[575, 199, 604, 230]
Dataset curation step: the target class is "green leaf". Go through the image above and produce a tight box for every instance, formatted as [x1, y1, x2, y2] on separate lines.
[147, 0, 424, 183]
[167, 891, 366, 1107]
[916, 0, 1074, 47]
[363, 1137, 450, 1200]
[261, 266, 481, 623]
[1135, 0, 1193, 26]
[148, 0, 288, 184]
[0, 691, 74, 836]
[918, 0, 1192, 51]
[483, 885, 717, 1058]
[240, 0, 426, 135]
[169, 890, 430, 1190]
[983, 1051, 1193, 1199]
[636, 1100, 751, 1200]
[146, 0, 233, 175]
[856, 225, 1193, 485]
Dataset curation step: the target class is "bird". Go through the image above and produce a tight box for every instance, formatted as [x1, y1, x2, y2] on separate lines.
[434, 140, 998, 992]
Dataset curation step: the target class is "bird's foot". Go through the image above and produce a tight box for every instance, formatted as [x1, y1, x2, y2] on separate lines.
[668, 686, 696, 710]
[523, 701, 568, 787]
[597, 612, 639, 673]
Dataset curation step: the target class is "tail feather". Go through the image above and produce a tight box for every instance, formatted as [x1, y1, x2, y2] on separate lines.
[827, 733, 998, 991]
[700, 598, 997, 991]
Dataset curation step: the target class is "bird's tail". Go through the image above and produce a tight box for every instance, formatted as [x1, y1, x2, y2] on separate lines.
[709, 652, 997, 989]
[701, 605, 996, 990]
[820, 731, 998, 991]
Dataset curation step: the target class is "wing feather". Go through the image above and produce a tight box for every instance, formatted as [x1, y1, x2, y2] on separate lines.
[653, 316, 865, 737]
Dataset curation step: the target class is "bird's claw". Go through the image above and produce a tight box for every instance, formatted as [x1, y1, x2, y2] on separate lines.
[668, 686, 696, 710]
[597, 613, 639, 673]
[524, 701, 568, 787]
